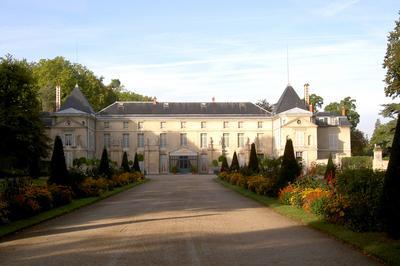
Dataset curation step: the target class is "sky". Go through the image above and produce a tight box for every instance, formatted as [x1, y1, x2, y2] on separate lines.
[0, 0, 399, 136]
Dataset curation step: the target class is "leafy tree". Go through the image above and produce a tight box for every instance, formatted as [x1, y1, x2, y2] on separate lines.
[380, 103, 400, 118]
[220, 156, 229, 172]
[309, 93, 324, 113]
[351, 129, 369, 156]
[324, 97, 360, 129]
[48, 136, 69, 185]
[324, 153, 336, 180]
[132, 153, 141, 172]
[99, 148, 111, 178]
[383, 115, 400, 239]
[0, 55, 50, 177]
[32, 57, 151, 112]
[248, 143, 259, 173]
[230, 151, 240, 172]
[370, 119, 397, 157]
[121, 151, 130, 172]
[383, 12, 400, 99]
[255, 99, 273, 112]
[278, 139, 300, 189]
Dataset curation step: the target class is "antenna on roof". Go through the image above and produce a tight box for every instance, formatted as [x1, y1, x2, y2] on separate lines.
[286, 43, 290, 85]
[75, 41, 80, 87]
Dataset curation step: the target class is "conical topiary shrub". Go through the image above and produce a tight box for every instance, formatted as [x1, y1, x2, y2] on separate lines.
[132, 152, 141, 172]
[277, 139, 300, 189]
[121, 151, 130, 172]
[248, 143, 259, 173]
[383, 115, 400, 239]
[324, 153, 336, 181]
[99, 147, 111, 179]
[230, 151, 240, 172]
[49, 136, 69, 185]
[220, 155, 229, 172]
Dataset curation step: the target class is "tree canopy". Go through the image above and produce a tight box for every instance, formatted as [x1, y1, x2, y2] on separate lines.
[32, 57, 151, 112]
[324, 97, 360, 129]
[370, 119, 397, 157]
[0, 55, 49, 177]
[309, 93, 323, 113]
[255, 99, 273, 112]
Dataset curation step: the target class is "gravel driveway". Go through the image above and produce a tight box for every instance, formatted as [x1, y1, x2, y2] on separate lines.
[0, 174, 378, 265]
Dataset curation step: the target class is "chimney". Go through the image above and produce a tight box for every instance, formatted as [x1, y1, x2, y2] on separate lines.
[304, 83, 310, 105]
[212, 97, 215, 103]
[309, 104, 313, 113]
[55, 85, 61, 111]
[153, 97, 157, 105]
[341, 106, 346, 116]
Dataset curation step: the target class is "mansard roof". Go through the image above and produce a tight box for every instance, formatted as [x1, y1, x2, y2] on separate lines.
[274, 85, 308, 114]
[59, 86, 94, 114]
[98, 102, 271, 117]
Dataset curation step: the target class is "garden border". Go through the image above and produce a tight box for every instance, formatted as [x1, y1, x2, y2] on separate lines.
[0, 179, 149, 239]
[215, 177, 400, 266]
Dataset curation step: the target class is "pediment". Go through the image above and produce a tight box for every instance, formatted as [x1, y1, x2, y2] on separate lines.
[170, 147, 198, 156]
[283, 117, 317, 128]
[54, 118, 84, 128]
[279, 107, 312, 116]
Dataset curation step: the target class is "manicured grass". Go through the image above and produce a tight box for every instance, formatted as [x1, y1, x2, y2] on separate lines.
[0, 179, 148, 239]
[215, 178, 400, 266]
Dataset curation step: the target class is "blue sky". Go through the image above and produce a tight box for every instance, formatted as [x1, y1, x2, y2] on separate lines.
[0, 0, 399, 136]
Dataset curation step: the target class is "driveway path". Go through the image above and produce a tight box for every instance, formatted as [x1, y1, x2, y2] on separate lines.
[0, 175, 378, 265]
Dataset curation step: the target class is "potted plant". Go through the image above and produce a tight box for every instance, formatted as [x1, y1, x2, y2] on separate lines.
[191, 165, 198, 174]
[171, 165, 178, 174]
[212, 159, 219, 174]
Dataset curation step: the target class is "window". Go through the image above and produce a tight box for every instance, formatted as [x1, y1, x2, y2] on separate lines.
[201, 121, 206, 129]
[223, 121, 229, 128]
[104, 133, 110, 148]
[137, 133, 144, 148]
[160, 121, 166, 129]
[200, 133, 207, 148]
[104, 121, 109, 128]
[257, 121, 263, 128]
[65, 134, 73, 146]
[296, 151, 303, 159]
[138, 122, 143, 130]
[295, 131, 304, 146]
[181, 121, 186, 129]
[329, 134, 338, 150]
[122, 134, 129, 148]
[330, 117, 338, 126]
[238, 121, 243, 128]
[223, 133, 229, 148]
[123, 121, 129, 129]
[160, 133, 167, 148]
[237, 133, 244, 148]
[308, 135, 312, 146]
[180, 133, 187, 146]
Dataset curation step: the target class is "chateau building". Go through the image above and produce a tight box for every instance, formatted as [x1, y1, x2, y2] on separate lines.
[44, 84, 351, 174]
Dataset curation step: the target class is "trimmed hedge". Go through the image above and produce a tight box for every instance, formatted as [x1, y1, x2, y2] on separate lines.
[341, 156, 372, 170]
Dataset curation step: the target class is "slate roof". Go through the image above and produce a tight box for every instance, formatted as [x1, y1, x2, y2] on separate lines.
[314, 111, 352, 127]
[274, 85, 308, 114]
[59, 86, 94, 114]
[98, 102, 271, 116]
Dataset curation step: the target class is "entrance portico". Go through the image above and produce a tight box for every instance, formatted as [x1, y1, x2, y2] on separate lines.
[169, 148, 198, 173]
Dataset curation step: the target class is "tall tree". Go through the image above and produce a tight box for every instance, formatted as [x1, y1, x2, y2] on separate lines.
[383, 12, 400, 99]
[121, 151, 130, 172]
[220, 156, 229, 173]
[0, 55, 49, 177]
[309, 93, 324, 113]
[48, 136, 68, 185]
[370, 119, 397, 157]
[277, 139, 300, 189]
[230, 151, 240, 172]
[324, 153, 336, 181]
[99, 148, 111, 178]
[383, 115, 400, 239]
[248, 143, 259, 173]
[255, 99, 273, 112]
[351, 129, 369, 156]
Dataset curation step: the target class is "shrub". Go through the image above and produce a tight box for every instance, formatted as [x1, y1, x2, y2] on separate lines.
[220, 156, 229, 173]
[383, 115, 400, 239]
[49, 136, 69, 185]
[132, 153, 141, 172]
[324, 153, 336, 181]
[247, 175, 277, 195]
[77, 177, 101, 197]
[25, 186, 53, 211]
[191, 165, 198, 174]
[277, 139, 300, 189]
[230, 151, 240, 172]
[112, 173, 130, 187]
[302, 188, 330, 214]
[48, 185, 73, 207]
[0, 200, 10, 224]
[341, 156, 372, 170]
[121, 152, 130, 172]
[99, 148, 112, 179]
[278, 185, 295, 205]
[248, 143, 259, 173]
[322, 194, 349, 225]
[218, 171, 229, 181]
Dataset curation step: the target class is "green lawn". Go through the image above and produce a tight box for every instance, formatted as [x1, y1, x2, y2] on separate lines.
[0, 179, 148, 238]
[215, 178, 400, 266]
